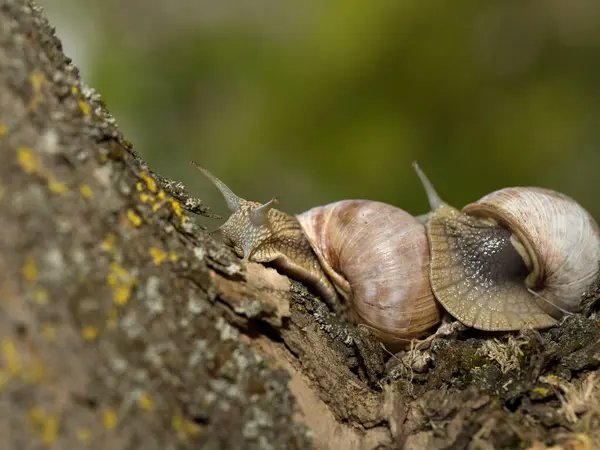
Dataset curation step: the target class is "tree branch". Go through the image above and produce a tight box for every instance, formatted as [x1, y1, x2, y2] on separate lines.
[1, 2, 600, 450]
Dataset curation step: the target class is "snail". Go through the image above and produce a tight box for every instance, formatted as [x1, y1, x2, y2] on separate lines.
[413, 163, 600, 332]
[192, 161, 600, 350]
[191, 161, 443, 350]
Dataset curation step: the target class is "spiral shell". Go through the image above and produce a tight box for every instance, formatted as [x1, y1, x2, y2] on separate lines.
[427, 186, 600, 331]
[465, 187, 600, 313]
[297, 200, 443, 349]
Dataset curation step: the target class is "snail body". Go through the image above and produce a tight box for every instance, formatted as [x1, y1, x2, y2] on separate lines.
[414, 164, 600, 331]
[192, 162, 442, 350]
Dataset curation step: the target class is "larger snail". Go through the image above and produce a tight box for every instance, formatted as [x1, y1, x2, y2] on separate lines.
[193, 161, 600, 350]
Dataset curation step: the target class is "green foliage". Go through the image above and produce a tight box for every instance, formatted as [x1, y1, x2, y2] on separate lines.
[42, 0, 600, 223]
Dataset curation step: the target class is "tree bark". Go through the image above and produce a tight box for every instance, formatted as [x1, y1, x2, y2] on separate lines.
[1, 1, 600, 449]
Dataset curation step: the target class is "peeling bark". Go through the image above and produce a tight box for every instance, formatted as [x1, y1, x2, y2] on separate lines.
[1, 2, 600, 450]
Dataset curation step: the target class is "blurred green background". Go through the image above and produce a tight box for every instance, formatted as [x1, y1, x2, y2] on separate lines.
[40, 0, 600, 227]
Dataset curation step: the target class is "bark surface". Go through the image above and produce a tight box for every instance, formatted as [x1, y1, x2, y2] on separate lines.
[1, 2, 599, 449]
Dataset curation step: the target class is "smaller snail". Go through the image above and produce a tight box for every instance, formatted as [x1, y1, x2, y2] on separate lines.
[192, 161, 443, 350]
[413, 163, 600, 331]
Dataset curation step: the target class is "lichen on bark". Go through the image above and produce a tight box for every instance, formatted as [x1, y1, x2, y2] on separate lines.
[0, 1, 310, 448]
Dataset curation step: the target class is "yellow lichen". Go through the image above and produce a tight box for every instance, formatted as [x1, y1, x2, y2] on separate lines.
[136, 182, 144, 192]
[107, 263, 130, 285]
[137, 392, 155, 411]
[41, 323, 56, 340]
[0, 124, 7, 136]
[101, 233, 116, 253]
[140, 193, 155, 204]
[29, 73, 47, 91]
[172, 411, 183, 431]
[158, 190, 166, 200]
[127, 209, 142, 227]
[110, 267, 129, 284]
[27, 407, 59, 446]
[21, 358, 45, 383]
[80, 184, 94, 199]
[2, 338, 21, 376]
[106, 307, 119, 329]
[76, 427, 92, 444]
[114, 286, 132, 306]
[34, 288, 48, 305]
[151, 201, 165, 212]
[47, 175, 68, 195]
[186, 421, 201, 437]
[533, 387, 551, 396]
[169, 252, 178, 262]
[27, 407, 46, 428]
[23, 256, 38, 281]
[170, 199, 183, 218]
[42, 414, 59, 446]
[78, 99, 91, 116]
[107, 262, 136, 306]
[173, 414, 187, 441]
[82, 326, 100, 341]
[140, 172, 158, 193]
[103, 409, 118, 429]
[150, 247, 167, 265]
[17, 147, 40, 174]
[171, 411, 201, 440]
[28, 73, 47, 110]
[71, 86, 79, 95]
[17, 147, 69, 195]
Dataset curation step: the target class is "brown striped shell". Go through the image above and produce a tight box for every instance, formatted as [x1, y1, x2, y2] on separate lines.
[426, 186, 600, 331]
[297, 200, 443, 350]
[193, 162, 443, 350]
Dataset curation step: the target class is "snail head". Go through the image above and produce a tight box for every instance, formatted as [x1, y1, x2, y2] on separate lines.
[191, 161, 278, 260]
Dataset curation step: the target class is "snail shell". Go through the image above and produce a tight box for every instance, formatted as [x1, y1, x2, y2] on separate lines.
[193, 162, 443, 350]
[415, 163, 600, 331]
[297, 200, 443, 349]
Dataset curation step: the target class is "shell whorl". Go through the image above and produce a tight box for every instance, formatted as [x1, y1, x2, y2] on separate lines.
[414, 162, 600, 331]
[464, 187, 600, 314]
[296, 200, 443, 348]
